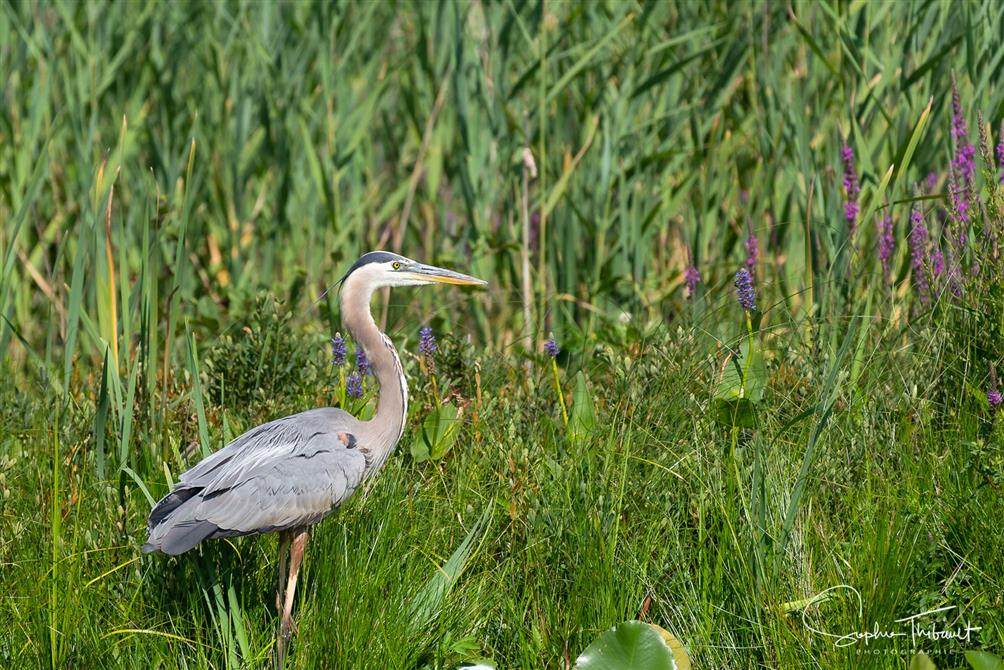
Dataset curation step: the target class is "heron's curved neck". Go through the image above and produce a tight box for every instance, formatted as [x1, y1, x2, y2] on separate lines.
[340, 280, 408, 460]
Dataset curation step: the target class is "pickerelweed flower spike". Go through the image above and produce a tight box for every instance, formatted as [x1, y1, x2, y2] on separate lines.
[544, 337, 560, 358]
[877, 213, 894, 280]
[331, 333, 347, 367]
[841, 142, 861, 234]
[346, 372, 363, 399]
[744, 220, 759, 280]
[990, 388, 1003, 408]
[418, 326, 437, 356]
[735, 268, 756, 312]
[355, 349, 371, 376]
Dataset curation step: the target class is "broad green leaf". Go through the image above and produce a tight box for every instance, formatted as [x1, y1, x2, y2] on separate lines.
[411, 402, 462, 462]
[909, 652, 937, 670]
[711, 339, 766, 428]
[574, 620, 683, 670]
[966, 651, 1004, 670]
[410, 427, 430, 463]
[710, 397, 757, 429]
[430, 402, 461, 460]
[648, 625, 691, 670]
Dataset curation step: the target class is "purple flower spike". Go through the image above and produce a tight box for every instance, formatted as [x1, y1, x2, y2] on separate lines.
[989, 365, 1001, 410]
[990, 388, 1003, 408]
[419, 326, 437, 356]
[355, 349, 371, 376]
[931, 246, 944, 277]
[841, 142, 861, 235]
[734, 268, 756, 312]
[544, 337, 560, 358]
[950, 75, 976, 185]
[997, 120, 1004, 184]
[744, 221, 759, 279]
[877, 213, 894, 279]
[346, 372, 364, 398]
[909, 207, 930, 305]
[925, 171, 939, 192]
[684, 264, 701, 299]
[948, 264, 963, 298]
[331, 333, 347, 367]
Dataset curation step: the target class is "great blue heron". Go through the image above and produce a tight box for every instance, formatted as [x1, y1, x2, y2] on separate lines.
[143, 251, 486, 660]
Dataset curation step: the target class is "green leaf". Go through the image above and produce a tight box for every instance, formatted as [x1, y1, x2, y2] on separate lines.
[430, 402, 461, 460]
[574, 621, 685, 670]
[965, 651, 1004, 670]
[710, 397, 758, 429]
[711, 338, 766, 428]
[411, 402, 462, 462]
[909, 652, 938, 670]
[410, 427, 430, 463]
[569, 371, 596, 446]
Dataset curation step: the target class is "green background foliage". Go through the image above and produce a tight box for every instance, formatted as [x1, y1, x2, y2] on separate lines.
[2, 1, 1003, 668]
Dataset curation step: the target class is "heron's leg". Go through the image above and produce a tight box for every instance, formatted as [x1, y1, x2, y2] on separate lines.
[275, 530, 292, 613]
[280, 527, 309, 641]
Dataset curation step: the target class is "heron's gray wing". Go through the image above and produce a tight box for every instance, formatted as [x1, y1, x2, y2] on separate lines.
[145, 408, 366, 555]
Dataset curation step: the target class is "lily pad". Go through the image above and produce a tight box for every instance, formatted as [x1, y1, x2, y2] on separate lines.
[574, 620, 689, 670]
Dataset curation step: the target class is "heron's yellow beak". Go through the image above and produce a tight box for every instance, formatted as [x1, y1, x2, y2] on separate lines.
[410, 263, 488, 287]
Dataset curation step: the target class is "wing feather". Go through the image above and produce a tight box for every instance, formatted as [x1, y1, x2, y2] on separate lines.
[145, 408, 367, 553]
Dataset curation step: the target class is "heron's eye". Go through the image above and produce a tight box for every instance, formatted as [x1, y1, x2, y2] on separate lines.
[392, 261, 401, 270]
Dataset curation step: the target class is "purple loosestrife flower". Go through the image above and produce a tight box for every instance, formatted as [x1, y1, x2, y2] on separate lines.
[355, 349, 371, 376]
[877, 213, 894, 280]
[544, 337, 560, 358]
[331, 333, 347, 367]
[684, 264, 701, 299]
[418, 326, 437, 356]
[346, 372, 364, 399]
[947, 256, 963, 298]
[909, 207, 930, 305]
[744, 220, 759, 279]
[948, 166, 970, 226]
[841, 142, 861, 235]
[989, 365, 1001, 409]
[734, 268, 756, 312]
[950, 77, 977, 185]
[926, 171, 939, 192]
[931, 246, 944, 277]
[997, 120, 1004, 184]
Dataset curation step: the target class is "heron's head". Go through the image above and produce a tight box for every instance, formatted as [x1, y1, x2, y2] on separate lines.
[340, 251, 488, 291]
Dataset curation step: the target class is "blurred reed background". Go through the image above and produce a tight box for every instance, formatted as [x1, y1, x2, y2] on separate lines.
[2, 1, 1004, 668]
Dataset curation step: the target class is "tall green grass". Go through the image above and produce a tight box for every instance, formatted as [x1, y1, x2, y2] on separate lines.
[2, 1, 1003, 668]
